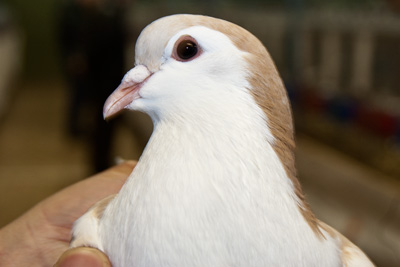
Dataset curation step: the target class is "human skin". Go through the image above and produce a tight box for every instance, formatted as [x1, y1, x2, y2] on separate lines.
[0, 161, 136, 267]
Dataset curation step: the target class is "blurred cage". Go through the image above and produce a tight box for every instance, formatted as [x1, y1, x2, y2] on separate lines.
[288, 9, 400, 179]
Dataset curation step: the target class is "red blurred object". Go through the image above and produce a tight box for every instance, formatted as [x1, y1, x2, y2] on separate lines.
[300, 88, 328, 113]
[356, 105, 398, 138]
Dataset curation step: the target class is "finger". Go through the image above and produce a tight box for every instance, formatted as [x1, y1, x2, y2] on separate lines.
[54, 247, 111, 267]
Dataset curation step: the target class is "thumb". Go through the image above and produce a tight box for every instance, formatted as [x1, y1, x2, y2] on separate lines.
[54, 247, 111, 267]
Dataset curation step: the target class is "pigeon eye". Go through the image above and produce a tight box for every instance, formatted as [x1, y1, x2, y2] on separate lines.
[172, 36, 201, 62]
[177, 41, 197, 59]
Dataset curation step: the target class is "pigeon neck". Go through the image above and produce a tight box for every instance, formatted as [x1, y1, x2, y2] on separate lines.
[135, 97, 299, 209]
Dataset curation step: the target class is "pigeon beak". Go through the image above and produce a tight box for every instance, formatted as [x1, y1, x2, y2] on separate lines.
[103, 65, 152, 120]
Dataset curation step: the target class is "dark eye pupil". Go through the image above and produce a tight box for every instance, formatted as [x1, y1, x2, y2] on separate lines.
[177, 41, 198, 60]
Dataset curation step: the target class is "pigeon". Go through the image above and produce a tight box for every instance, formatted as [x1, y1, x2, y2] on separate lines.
[71, 14, 374, 266]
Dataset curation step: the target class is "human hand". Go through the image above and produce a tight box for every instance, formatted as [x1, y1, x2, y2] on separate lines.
[0, 161, 136, 267]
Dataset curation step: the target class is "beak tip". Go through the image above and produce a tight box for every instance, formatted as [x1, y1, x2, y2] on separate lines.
[103, 109, 114, 121]
[103, 104, 121, 121]
[103, 106, 110, 120]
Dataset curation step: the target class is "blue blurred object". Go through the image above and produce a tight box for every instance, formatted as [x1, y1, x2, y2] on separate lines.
[284, 81, 298, 105]
[327, 96, 358, 123]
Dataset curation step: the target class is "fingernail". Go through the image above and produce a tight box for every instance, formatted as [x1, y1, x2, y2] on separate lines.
[55, 247, 111, 267]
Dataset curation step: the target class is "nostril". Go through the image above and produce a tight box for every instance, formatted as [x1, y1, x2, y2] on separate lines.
[122, 65, 152, 85]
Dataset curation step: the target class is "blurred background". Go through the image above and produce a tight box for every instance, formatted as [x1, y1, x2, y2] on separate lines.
[0, 0, 399, 265]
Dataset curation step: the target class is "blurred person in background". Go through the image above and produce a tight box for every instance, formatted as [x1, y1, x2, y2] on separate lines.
[59, 0, 127, 173]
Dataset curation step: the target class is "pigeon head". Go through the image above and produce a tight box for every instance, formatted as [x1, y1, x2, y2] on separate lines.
[104, 15, 252, 121]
